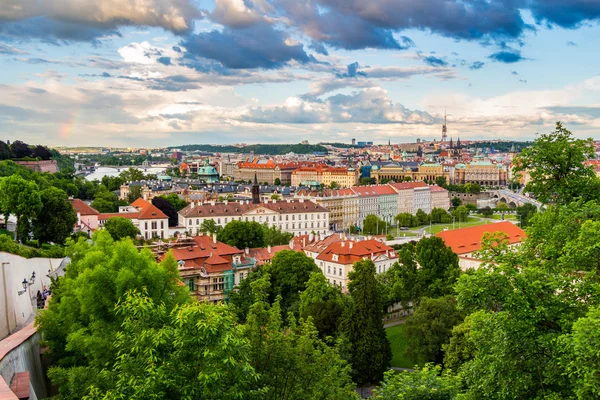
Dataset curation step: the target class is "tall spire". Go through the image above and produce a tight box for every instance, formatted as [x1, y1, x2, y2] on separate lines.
[442, 109, 447, 142]
[252, 174, 260, 204]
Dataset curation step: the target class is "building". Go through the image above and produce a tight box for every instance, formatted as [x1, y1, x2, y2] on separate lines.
[14, 160, 59, 173]
[413, 186, 432, 214]
[454, 161, 507, 186]
[235, 159, 316, 184]
[350, 186, 379, 229]
[371, 162, 450, 183]
[167, 235, 256, 303]
[352, 185, 398, 226]
[436, 221, 526, 270]
[291, 166, 359, 187]
[218, 160, 237, 178]
[314, 238, 398, 289]
[98, 198, 169, 239]
[389, 181, 428, 214]
[69, 198, 99, 235]
[295, 189, 359, 231]
[183, 159, 220, 183]
[178, 199, 330, 237]
[430, 185, 451, 210]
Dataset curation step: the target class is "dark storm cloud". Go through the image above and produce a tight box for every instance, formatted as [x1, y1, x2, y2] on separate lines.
[488, 50, 525, 63]
[528, 0, 600, 29]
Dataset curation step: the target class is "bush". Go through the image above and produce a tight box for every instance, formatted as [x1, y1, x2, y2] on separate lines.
[0, 235, 65, 258]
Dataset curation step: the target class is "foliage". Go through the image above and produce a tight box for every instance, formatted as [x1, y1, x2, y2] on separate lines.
[199, 219, 222, 235]
[33, 187, 77, 245]
[83, 290, 256, 400]
[478, 206, 494, 218]
[262, 223, 293, 246]
[104, 217, 140, 241]
[174, 143, 329, 155]
[464, 183, 481, 194]
[360, 177, 376, 185]
[363, 214, 390, 235]
[119, 167, 146, 182]
[371, 366, 461, 400]
[161, 193, 188, 211]
[435, 176, 447, 187]
[341, 259, 391, 385]
[218, 220, 265, 249]
[126, 185, 143, 202]
[100, 175, 124, 192]
[91, 186, 125, 213]
[151, 197, 178, 227]
[0, 174, 42, 242]
[515, 202, 537, 227]
[416, 209, 430, 225]
[451, 197, 462, 208]
[396, 212, 417, 228]
[514, 122, 599, 204]
[0, 235, 64, 258]
[431, 208, 453, 223]
[452, 205, 469, 222]
[404, 296, 464, 365]
[36, 231, 189, 399]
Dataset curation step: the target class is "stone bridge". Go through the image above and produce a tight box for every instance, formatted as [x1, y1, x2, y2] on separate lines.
[488, 190, 543, 209]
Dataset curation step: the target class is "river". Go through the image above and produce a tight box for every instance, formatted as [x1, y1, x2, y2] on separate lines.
[84, 167, 167, 181]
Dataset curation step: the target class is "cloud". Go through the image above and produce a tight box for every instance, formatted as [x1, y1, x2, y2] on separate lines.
[180, 24, 312, 69]
[211, 0, 265, 28]
[469, 61, 485, 70]
[0, 0, 200, 43]
[422, 56, 448, 67]
[157, 57, 172, 66]
[0, 43, 25, 55]
[567, 40, 577, 46]
[511, 71, 519, 75]
[544, 105, 600, 118]
[488, 50, 525, 63]
[528, 0, 600, 29]
[244, 87, 438, 124]
[336, 62, 367, 78]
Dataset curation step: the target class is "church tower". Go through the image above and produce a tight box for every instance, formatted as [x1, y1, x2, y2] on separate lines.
[441, 110, 448, 142]
[252, 174, 260, 204]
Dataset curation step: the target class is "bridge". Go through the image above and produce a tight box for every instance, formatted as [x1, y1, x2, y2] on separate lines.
[489, 189, 543, 209]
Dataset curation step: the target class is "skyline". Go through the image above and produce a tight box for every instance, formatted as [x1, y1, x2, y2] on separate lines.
[0, 1, 600, 147]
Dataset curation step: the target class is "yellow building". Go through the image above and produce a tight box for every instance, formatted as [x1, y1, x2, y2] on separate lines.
[454, 161, 507, 186]
[295, 188, 359, 231]
[371, 163, 450, 183]
[291, 167, 359, 188]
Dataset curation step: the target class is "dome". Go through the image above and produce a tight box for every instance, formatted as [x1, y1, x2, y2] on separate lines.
[371, 165, 379, 170]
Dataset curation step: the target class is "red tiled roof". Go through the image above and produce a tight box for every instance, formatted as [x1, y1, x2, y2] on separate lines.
[430, 185, 448, 193]
[389, 181, 428, 191]
[248, 244, 295, 265]
[180, 199, 329, 218]
[435, 221, 526, 255]
[131, 198, 168, 220]
[69, 199, 99, 215]
[316, 239, 397, 265]
[352, 185, 397, 196]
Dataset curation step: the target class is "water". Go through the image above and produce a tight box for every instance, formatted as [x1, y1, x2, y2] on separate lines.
[85, 167, 167, 181]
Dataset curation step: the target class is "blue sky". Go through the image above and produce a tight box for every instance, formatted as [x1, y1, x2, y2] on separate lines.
[0, 0, 599, 147]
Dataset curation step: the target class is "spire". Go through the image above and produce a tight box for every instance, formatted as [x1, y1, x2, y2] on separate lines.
[450, 136, 453, 149]
[252, 174, 260, 204]
[253, 173, 258, 185]
[441, 109, 447, 142]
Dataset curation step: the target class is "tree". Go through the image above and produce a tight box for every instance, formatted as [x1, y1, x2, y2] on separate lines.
[0, 141, 11, 160]
[465, 203, 477, 213]
[360, 177, 376, 185]
[431, 208, 452, 224]
[514, 122, 600, 204]
[91, 186, 121, 213]
[218, 220, 264, 249]
[100, 175, 124, 192]
[33, 187, 77, 245]
[396, 212, 416, 228]
[270, 193, 280, 200]
[36, 231, 190, 399]
[404, 296, 464, 365]
[0, 174, 42, 242]
[199, 219, 221, 235]
[161, 193, 188, 211]
[84, 290, 256, 400]
[464, 183, 481, 194]
[127, 185, 143, 203]
[451, 197, 462, 208]
[341, 259, 392, 385]
[120, 167, 145, 182]
[435, 176, 447, 187]
[274, 177, 281, 185]
[152, 197, 178, 227]
[372, 366, 461, 400]
[31, 145, 52, 160]
[243, 275, 359, 399]
[452, 205, 469, 222]
[330, 181, 339, 189]
[515, 203, 537, 227]
[495, 201, 509, 211]
[9, 140, 32, 158]
[478, 206, 493, 218]
[363, 214, 389, 235]
[104, 217, 140, 241]
[262, 224, 293, 246]
[416, 209, 430, 225]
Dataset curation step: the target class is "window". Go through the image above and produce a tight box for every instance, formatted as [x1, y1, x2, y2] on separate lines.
[160, 221, 164, 229]
[196, 219, 199, 225]
[224, 218, 228, 223]
[286, 215, 289, 221]
[305, 214, 308, 220]
[327, 266, 331, 274]
[292, 215, 295, 220]
[339, 268, 342, 276]
[218, 218, 221, 224]
[186, 279, 195, 291]
[273, 216, 276, 221]
[151, 221, 157, 229]
[145, 222, 148, 230]
[333, 267, 336, 275]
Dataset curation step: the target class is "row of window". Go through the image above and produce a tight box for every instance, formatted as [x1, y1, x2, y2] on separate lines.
[189, 213, 327, 226]
[144, 221, 164, 230]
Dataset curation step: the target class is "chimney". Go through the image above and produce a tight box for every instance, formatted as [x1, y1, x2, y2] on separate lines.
[264, 198, 268, 204]
[212, 233, 217, 244]
[349, 241, 353, 249]
[268, 244, 272, 254]
[191, 201, 195, 208]
[224, 200, 228, 205]
[341, 241, 345, 247]
[245, 247, 249, 254]
[308, 232, 314, 242]
[289, 239, 294, 249]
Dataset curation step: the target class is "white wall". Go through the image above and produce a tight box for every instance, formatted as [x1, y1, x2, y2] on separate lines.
[0, 253, 64, 340]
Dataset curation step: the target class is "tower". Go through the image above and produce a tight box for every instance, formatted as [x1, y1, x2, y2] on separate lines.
[252, 174, 260, 204]
[441, 110, 447, 142]
[450, 136, 453, 149]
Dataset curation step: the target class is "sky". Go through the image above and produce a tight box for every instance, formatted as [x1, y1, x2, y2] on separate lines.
[1, 0, 600, 147]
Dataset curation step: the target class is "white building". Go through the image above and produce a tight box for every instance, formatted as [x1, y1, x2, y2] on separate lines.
[98, 198, 169, 239]
[413, 186, 432, 214]
[178, 199, 330, 237]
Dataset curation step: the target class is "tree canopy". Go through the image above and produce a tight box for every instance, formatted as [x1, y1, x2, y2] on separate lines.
[104, 217, 140, 241]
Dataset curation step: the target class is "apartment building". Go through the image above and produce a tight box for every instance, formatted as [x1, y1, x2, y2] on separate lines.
[295, 189, 359, 231]
[98, 198, 169, 239]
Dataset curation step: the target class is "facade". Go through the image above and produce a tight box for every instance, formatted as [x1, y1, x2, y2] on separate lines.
[389, 181, 428, 214]
[69, 198, 99, 235]
[218, 161, 237, 178]
[291, 167, 359, 187]
[295, 189, 359, 231]
[314, 239, 398, 289]
[371, 162, 450, 183]
[167, 235, 256, 303]
[235, 159, 317, 184]
[454, 161, 507, 186]
[430, 185, 450, 210]
[413, 186, 432, 214]
[98, 198, 169, 239]
[184, 159, 220, 182]
[178, 199, 330, 237]
[436, 221, 526, 270]
[350, 186, 379, 229]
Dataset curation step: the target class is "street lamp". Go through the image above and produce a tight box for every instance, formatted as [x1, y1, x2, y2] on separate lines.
[17, 272, 36, 296]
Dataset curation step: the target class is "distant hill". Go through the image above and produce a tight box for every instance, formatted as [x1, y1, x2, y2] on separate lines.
[171, 143, 329, 155]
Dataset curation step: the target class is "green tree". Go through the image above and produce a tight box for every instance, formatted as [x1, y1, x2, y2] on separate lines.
[431, 208, 452, 223]
[299, 272, 349, 339]
[0, 140, 11, 160]
[127, 185, 143, 203]
[363, 214, 389, 235]
[84, 290, 256, 400]
[100, 175, 124, 192]
[452, 205, 469, 222]
[404, 296, 464, 365]
[330, 181, 339, 189]
[515, 202, 537, 227]
[416, 209, 430, 225]
[435, 176, 447, 187]
[161, 193, 188, 211]
[372, 366, 461, 400]
[478, 206, 493, 218]
[341, 259, 392, 385]
[218, 220, 264, 249]
[495, 201, 509, 211]
[274, 177, 281, 185]
[91, 186, 121, 213]
[514, 122, 599, 204]
[0, 174, 42, 242]
[395, 212, 416, 227]
[464, 183, 481, 194]
[151, 196, 178, 227]
[199, 219, 221, 235]
[120, 167, 145, 182]
[451, 196, 462, 208]
[33, 187, 77, 245]
[262, 224, 293, 246]
[36, 231, 189, 399]
[104, 217, 140, 241]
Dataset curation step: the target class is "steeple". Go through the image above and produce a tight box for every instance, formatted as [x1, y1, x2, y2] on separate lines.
[252, 174, 260, 204]
[450, 136, 453, 149]
[441, 109, 447, 142]
[457, 136, 461, 148]
[388, 139, 391, 146]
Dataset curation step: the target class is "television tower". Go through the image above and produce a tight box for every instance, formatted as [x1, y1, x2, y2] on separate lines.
[441, 110, 447, 142]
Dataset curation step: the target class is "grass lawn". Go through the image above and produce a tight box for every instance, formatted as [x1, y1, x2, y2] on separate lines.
[386, 324, 418, 369]
[388, 229, 419, 237]
[424, 217, 491, 234]
[490, 214, 517, 220]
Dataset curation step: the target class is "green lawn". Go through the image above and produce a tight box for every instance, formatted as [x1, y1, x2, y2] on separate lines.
[424, 217, 491, 234]
[386, 324, 418, 369]
[490, 214, 517, 221]
[388, 229, 419, 237]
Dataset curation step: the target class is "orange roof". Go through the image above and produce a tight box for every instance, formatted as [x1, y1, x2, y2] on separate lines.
[352, 185, 397, 196]
[316, 239, 397, 265]
[131, 198, 168, 220]
[429, 185, 448, 193]
[69, 199, 99, 215]
[248, 244, 296, 265]
[389, 181, 428, 191]
[435, 221, 526, 255]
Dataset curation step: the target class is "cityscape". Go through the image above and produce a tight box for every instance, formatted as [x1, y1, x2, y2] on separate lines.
[1, 1, 600, 399]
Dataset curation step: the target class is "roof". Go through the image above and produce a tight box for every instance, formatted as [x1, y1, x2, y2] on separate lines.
[435, 221, 526, 255]
[165, 235, 246, 274]
[352, 185, 397, 197]
[389, 181, 428, 191]
[131, 198, 168, 220]
[248, 244, 297, 265]
[69, 199, 99, 215]
[179, 199, 329, 218]
[430, 185, 449, 193]
[316, 239, 397, 265]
